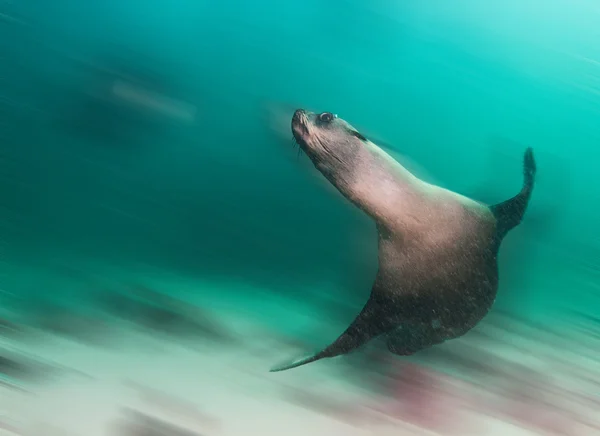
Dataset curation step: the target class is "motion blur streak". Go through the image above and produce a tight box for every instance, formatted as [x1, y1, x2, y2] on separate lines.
[0, 1, 599, 435]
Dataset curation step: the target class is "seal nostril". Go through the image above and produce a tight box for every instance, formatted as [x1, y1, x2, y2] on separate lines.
[292, 109, 308, 132]
[291, 110, 309, 139]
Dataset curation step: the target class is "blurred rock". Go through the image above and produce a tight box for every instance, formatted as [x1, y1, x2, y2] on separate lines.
[114, 408, 204, 436]
[97, 285, 235, 345]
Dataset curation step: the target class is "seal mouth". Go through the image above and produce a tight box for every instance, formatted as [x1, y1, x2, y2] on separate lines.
[291, 109, 309, 146]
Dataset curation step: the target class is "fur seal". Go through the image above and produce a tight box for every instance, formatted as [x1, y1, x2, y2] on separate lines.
[270, 109, 536, 372]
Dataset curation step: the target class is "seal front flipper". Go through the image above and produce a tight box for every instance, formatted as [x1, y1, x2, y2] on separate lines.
[270, 353, 325, 373]
[269, 291, 396, 372]
[490, 147, 536, 240]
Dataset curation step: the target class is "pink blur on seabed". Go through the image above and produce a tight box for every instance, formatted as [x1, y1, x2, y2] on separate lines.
[336, 360, 476, 434]
[381, 362, 474, 433]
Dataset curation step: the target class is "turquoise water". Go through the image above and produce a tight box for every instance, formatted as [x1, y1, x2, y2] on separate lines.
[1, 1, 599, 434]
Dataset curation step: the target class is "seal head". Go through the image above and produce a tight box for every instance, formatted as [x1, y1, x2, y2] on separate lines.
[272, 109, 536, 372]
[291, 110, 367, 190]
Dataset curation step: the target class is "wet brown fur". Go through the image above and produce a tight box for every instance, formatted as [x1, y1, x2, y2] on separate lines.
[270, 110, 535, 372]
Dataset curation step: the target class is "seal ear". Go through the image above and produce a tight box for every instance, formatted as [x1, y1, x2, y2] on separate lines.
[349, 130, 368, 141]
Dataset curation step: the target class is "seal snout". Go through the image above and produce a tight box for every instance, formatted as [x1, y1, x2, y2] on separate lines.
[291, 109, 309, 141]
[292, 109, 306, 121]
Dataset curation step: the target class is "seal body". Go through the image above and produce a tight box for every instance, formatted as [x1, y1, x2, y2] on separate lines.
[270, 109, 536, 372]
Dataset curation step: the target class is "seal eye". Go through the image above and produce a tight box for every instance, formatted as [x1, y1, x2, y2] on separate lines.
[319, 112, 334, 124]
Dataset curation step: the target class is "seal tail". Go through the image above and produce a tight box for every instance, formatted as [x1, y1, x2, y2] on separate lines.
[490, 147, 536, 240]
[269, 295, 393, 372]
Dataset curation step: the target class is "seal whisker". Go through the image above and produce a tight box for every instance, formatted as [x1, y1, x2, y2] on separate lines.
[291, 136, 304, 159]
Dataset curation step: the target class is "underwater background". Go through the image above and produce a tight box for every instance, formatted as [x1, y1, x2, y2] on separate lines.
[0, 1, 599, 435]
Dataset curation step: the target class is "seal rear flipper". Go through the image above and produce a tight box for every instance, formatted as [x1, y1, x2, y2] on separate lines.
[490, 147, 536, 240]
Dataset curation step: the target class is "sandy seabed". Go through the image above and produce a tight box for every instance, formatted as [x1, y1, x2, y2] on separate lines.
[0, 336, 532, 436]
[1, 274, 599, 436]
